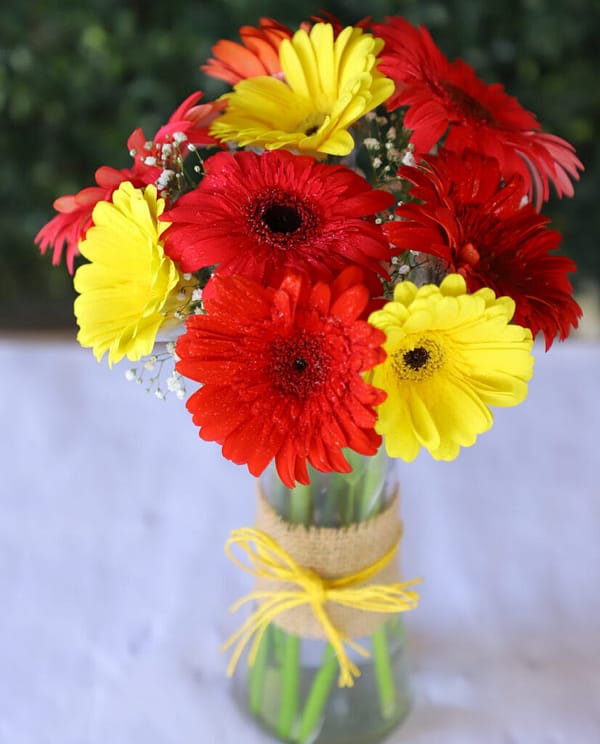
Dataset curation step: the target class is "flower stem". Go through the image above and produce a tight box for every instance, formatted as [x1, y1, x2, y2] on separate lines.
[296, 644, 338, 743]
[357, 448, 387, 521]
[277, 631, 301, 740]
[343, 449, 366, 523]
[372, 622, 397, 720]
[272, 481, 312, 740]
[248, 625, 270, 715]
[290, 482, 313, 526]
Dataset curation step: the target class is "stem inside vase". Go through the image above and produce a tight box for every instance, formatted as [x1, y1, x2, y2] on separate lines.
[235, 450, 412, 744]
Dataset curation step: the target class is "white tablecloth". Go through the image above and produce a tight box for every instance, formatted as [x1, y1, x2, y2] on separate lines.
[1, 337, 599, 744]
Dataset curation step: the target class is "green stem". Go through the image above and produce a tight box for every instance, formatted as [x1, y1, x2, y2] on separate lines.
[357, 448, 387, 521]
[272, 623, 285, 666]
[290, 482, 313, 526]
[372, 622, 397, 720]
[296, 644, 338, 742]
[272, 482, 312, 740]
[323, 471, 345, 526]
[248, 625, 270, 715]
[344, 479, 357, 525]
[277, 631, 301, 740]
[342, 449, 365, 524]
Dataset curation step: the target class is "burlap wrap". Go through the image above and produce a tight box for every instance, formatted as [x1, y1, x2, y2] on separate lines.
[255, 488, 402, 640]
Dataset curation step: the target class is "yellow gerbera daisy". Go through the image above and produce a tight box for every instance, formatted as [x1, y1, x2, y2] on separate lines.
[367, 274, 535, 461]
[74, 182, 182, 367]
[209, 23, 395, 157]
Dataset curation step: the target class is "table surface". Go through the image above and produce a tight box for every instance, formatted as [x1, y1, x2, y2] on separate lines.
[1, 336, 599, 744]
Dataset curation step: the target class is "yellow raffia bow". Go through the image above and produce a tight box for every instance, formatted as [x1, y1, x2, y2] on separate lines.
[222, 527, 422, 687]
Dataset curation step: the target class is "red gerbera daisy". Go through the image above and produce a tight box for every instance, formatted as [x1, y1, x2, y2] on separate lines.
[162, 149, 396, 286]
[385, 149, 582, 348]
[176, 268, 387, 487]
[201, 17, 295, 85]
[372, 16, 583, 209]
[34, 165, 149, 274]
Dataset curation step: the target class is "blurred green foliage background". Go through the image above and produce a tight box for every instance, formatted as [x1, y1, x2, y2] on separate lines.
[1, 0, 598, 329]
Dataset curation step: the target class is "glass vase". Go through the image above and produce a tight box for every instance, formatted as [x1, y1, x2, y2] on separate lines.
[234, 449, 412, 744]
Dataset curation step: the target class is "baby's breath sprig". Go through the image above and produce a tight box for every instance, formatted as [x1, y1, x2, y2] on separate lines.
[124, 341, 186, 400]
[384, 251, 448, 298]
[165, 265, 213, 325]
[131, 132, 211, 202]
[354, 107, 413, 193]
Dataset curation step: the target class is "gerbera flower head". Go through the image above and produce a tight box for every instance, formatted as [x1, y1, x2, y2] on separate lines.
[201, 17, 296, 85]
[175, 267, 387, 487]
[367, 273, 534, 462]
[385, 149, 582, 349]
[209, 23, 395, 157]
[34, 165, 149, 274]
[162, 149, 396, 288]
[372, 16, 583, 208]
[74, 182, 184, 367]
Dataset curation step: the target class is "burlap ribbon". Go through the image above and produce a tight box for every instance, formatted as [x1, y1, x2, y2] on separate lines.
[253, 488, 404, 639]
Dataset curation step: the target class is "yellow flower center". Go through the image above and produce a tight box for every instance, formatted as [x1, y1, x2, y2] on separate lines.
[391, 336, 445, 382]
[296, 111, 327, 137]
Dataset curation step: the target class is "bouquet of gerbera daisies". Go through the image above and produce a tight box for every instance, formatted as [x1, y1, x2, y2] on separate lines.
[36, 13, 582, 744]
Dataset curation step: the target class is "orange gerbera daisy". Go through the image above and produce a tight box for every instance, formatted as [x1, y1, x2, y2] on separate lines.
[201, 17, 296, 85]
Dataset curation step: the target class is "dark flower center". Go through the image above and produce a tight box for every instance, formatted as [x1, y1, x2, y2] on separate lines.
[296, 111, 326, 137]
[440, 81, 495, 125]
[269, 332, 330, 398]
[392, 337, 444, 382]
[403, 346, 430, 370]
[263, 203, 303, 234]
[248, 189, 319, 250]
[293, 357, 308, 371]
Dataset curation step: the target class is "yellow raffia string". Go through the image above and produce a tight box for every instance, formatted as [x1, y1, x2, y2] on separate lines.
[222, 527, 422, 687]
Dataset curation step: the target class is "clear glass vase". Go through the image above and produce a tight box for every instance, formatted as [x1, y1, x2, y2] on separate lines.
[233, 449, 412, 744]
